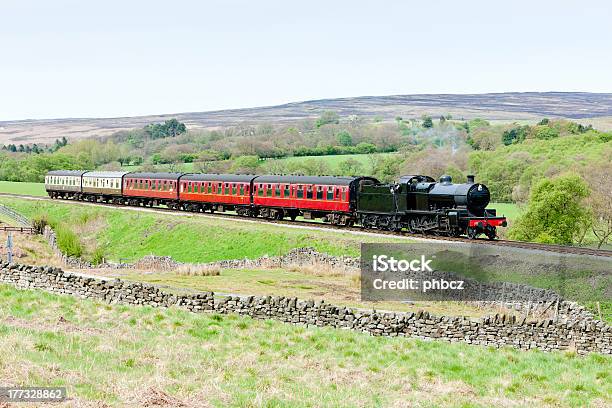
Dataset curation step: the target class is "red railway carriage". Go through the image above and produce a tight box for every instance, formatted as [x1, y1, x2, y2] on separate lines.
[123, 172, 183, 207]
[179, 174, 257, 212]
[252, 175, 378, 224]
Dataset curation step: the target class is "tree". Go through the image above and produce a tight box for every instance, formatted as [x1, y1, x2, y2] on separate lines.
[466, 118, 490, 132]
[336, 130, 353, 146]
[315, 111, 339, 128]
[131, 156, 144, 166]
[151, 153, 163, 165]
[582, 161, 612, 248]
[538, 118, 550, 126]
[508, 174, 591, 245]
[355, 142, 377, 154]
[502, 125, 529, 145]
[468, 127, 502, 151]
[533, 125, 559, 140]
[421, 115, 433, 128]
[338, 158, 363, 176]
[144, 119, 187, 139]
[164, 118, 187, 137]
[231, 155, 260, 173]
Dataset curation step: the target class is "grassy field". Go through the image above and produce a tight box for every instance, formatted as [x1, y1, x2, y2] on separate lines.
[117, 152, 398, 174]
[0, 180, 47, 196]
[1, 284, 609, 407]
[269, 152, 398, 173]
[0, 197, 405, 263]
[490, 202, 522, 222]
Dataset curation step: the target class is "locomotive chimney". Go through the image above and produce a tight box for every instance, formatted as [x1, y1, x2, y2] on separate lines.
[467, 175, 475, 183]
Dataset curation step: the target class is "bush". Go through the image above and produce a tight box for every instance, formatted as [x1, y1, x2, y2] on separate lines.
[533, 125, 559, 140]
[31, 215, 48, 235]
[55, 225, 83, 258]
[508, 174, 591, 244]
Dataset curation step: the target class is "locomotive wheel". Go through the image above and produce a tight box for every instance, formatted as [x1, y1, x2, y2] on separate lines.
[449, 228, 461, 238]
[407, 219, 417, 233]
[485, 227, 497, 240]
[467, 227, 479, 239]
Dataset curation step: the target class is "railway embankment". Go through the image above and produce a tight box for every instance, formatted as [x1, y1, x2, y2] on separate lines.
[1, 261, 609, 354]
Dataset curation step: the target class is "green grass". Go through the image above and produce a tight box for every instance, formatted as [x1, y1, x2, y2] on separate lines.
[0, 181, 47, 196]
[272, 152, 398, 174]
[0, 197, 405, 263]
[490, 202, 522, 221]
[0, 284, 609, 407]
[118, 153, 398, 175]
[119, 162, 197, 172]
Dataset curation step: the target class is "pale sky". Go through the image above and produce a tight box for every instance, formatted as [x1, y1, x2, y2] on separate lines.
[1, 0, 611, 120]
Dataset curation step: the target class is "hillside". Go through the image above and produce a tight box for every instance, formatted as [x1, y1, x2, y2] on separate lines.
[2, 92, 612, 144]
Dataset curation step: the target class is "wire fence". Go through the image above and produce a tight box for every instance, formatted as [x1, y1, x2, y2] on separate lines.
[0, 204, 31, 227]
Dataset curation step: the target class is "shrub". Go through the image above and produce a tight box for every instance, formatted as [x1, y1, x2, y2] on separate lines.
[533, 125, 559, 140]
[55, 224, 83, 258]
[508, 174, 591, 245]
[31, 215, 48, 234]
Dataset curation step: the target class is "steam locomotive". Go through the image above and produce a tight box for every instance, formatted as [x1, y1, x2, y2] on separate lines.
[45, 170, 507, 239]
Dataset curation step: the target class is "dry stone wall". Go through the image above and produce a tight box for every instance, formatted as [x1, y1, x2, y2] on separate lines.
[203, 247, 359, 271]
[0, 262, 213, 312]
[0, 261, 609, 355]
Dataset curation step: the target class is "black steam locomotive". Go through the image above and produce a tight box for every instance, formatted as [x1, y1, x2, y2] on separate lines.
[355, 174, 506, 239]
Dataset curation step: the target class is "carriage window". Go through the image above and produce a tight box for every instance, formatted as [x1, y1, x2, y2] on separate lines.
[232, 184, 237, 195]
[306, 186, 313, 199]
[274, 184, 280, 197]
[207, 183, 212, 193]
[342, 188, 347, 201]
[257, 184, 263, 197]
[266, 184, 272, 197]
[297, 185, 303, 199]
[240, 185, 244, 195]
[317, 186, 323, 200]
[283, 185, 290, 197]
[327, 187, 333, 200]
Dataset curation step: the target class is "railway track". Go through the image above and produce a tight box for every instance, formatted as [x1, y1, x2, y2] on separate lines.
[1, 192, 611, 258]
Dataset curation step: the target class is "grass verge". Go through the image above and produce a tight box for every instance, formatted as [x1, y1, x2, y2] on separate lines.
[0, 197, 406, 263]
[0, 284, 609, 407]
